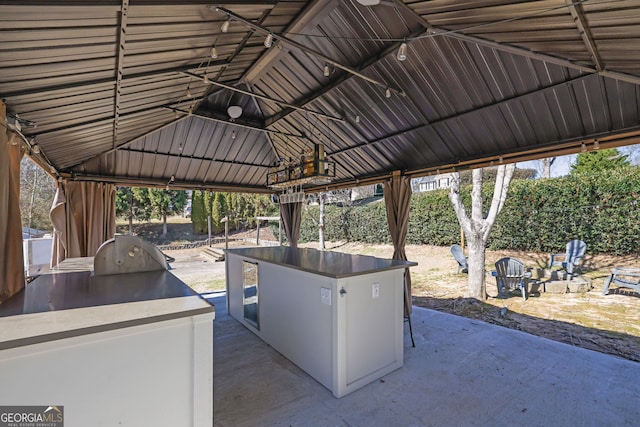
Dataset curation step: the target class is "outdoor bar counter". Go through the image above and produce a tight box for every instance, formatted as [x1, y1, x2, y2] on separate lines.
[0, 269, 214, 426]
[226, 246, 416, 398]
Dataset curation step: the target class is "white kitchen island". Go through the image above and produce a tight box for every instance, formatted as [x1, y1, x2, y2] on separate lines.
[0, 269, 214, 426]
[226, 246, 416, 398]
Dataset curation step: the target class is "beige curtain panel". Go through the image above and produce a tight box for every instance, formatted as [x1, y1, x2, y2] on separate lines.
[50, 180, 116, 266]
[384, 174, 413, 316]
[0, 101, 26, 303]
[279, 201, 302, 248]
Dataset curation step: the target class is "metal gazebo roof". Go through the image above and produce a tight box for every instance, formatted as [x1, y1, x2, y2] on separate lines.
[2, 0, 639, 192]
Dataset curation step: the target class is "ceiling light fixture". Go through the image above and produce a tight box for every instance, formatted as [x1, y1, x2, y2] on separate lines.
[385, 88, 391, 98]
[397, 42, 407, 61]
[264, 33, 273, 48]
[356, 0, 381, 5]
[227, 105, 243, 119]
[210, 47, 218, 59]
[221, 20, 230, 33]
[323, 64, 330, 77]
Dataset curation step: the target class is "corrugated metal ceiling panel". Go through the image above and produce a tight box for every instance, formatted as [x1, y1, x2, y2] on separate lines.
[2, 0, 640, 192]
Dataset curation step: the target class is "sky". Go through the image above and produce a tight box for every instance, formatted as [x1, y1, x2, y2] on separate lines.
[516, 143, 640, 178]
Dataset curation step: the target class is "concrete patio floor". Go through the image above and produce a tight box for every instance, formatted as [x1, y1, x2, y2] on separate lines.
[208, 293, 640, 427]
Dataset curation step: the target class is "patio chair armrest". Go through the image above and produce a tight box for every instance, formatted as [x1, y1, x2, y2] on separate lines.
[549, 253, 565, 267]
[491, 270, 497, 277]
[611, 267, 640, 277]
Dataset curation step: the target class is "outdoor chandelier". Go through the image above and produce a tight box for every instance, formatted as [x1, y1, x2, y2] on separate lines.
[267, 143, 335, 189]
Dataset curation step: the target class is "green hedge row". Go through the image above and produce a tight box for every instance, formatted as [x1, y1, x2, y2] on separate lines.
[298, 168, 640, 255]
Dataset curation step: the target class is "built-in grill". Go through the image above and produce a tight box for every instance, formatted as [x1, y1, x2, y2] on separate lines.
[93, 235, 168, 276]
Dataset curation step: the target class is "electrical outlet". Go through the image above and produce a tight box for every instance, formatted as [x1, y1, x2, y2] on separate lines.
[372, 283, 380, 299]
[321, 287, 331, 305]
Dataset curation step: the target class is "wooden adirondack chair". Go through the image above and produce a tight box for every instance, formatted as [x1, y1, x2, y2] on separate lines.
[602, 268, 640, 295]
[549, 239, 587, 278]
[493, 257, 531, 300]
[450, 244, 468, 274]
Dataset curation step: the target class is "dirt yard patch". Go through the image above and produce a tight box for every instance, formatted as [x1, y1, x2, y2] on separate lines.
[322, 243, 640, 362]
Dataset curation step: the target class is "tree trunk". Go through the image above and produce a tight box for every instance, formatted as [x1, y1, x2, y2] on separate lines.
[541, 157, 556, 179]
[318, 193, 325, 251]
[466, 234, 486, 299]
[449, 164, 516, 300]
[162, 212, 167, 237]
[128, 192, 133, 235]
[27, 166, 38, 237]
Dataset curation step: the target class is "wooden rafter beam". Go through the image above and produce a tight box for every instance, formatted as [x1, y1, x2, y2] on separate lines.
[565, 0, 603, 72]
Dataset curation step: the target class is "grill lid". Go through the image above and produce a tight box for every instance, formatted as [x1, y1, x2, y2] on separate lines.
[93, 235, 168, 276]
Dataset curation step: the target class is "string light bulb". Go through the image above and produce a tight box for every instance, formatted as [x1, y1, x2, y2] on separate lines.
[203, 74, 210, 84]
[231, 130, 236, 140]
[221, 20, 230, 33]
[186, 87, 192, 98]
[355, 114, 361, 123]
[31, 144, 40, 154]
[385, 88, 391, 98]
[323, 64, 330, 77]
[581, 142, 587, 153]
[210, 47, 218, 59]
[397, 42, 408, 61]
[264, 33, 273, 48]
[593, 139, 600, 150]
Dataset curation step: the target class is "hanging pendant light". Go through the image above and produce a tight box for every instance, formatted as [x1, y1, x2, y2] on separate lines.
[397, 42, 408, 61]
[264, 33, 273, 48]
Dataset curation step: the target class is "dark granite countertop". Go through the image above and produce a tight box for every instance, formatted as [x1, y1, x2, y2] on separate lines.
[227, 247, 417, 279]
[0, 270, 212, 318]
[0, 270, 214, 350]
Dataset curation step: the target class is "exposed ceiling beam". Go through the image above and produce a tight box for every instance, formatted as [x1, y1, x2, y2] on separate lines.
[565, 0, 603, 72]
[242, 0, 341, 83]
[399, 2, 640, 86]
[328, 74, 594, 158]
[180, 108, 308, 140]
[182, 71, 345, 122]
[65, 173, 270, 194]
[119, 147, 270, 169]
[306, 130, 640, 193]
[212, 5, 405, 96]
[113, 0, 129, 150]
[1, 60, 229, 100]
[264, 27, 430, 127]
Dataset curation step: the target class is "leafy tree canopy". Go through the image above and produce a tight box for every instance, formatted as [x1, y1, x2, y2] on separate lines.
[570, 148, 630, 174]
